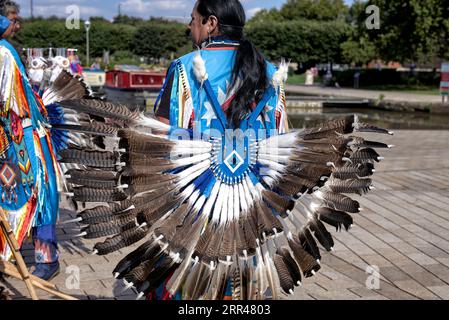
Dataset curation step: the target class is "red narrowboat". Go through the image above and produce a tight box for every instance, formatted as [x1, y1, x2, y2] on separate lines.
[104, 65, 166, 112]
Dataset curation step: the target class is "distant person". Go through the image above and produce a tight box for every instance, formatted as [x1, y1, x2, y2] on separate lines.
[354, 70, 361, 89]
[69, 55, 83, 76]
[311, 66, 318, 78]
[0, 1, 20, 33]
[1, 1, 25, 64]
[323, 69, 333, 87]
[90, 60, 101, 71]
[305, 69, 314, 85]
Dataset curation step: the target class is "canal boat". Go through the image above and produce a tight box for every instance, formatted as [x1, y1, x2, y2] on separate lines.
[104, 65, 166, 112]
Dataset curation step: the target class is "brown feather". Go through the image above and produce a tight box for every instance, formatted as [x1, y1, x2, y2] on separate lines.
[118, 130, 174, 155]
[332, 163, 375, 180]
[297, 115, 355, 140]
[60, 99, 141, 123]
[137, 196, 181, 227]
[262, 190, 295, 216]
[255, 202, 284, 237]
[202, 226, 226, 265]
[154, 202, 192, 244]
[273, 254, 295, 294]
[277, 247, 302, 286]
[193, 224, 215, 259]
[287, 235, 321, 278]
[320, 191, 360, 213]
[327, 177, 373, 195]
[93, 227, 148, 255]
[218, 222, 236, 261]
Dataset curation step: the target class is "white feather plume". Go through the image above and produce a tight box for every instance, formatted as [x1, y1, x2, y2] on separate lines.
[193, 52, 209, 84]
[272, 59, 289, 87]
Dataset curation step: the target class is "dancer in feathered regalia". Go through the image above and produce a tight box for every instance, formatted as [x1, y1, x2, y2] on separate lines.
[0, 15, 62, 279]
[52, 0, 393, 300]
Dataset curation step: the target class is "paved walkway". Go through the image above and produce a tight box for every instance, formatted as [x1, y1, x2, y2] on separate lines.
[286, 85, 443, 104]
[2, 130, 449, 300]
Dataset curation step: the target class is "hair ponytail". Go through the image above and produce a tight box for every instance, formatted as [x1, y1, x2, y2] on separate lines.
[230, 37, 268, 128]
[196, 0, 269, 128]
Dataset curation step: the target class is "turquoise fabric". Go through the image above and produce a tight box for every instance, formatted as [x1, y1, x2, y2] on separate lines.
[0, 39, 59, 226]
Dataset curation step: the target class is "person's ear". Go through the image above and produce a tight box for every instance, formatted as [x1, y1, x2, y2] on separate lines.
[208, 15, 218, 34]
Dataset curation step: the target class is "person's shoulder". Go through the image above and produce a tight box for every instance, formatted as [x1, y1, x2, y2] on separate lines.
[0, 41, 11, 53]
[0, 43, 15, 61]
[176, 51, 198, 66]
[265, 60, 278, 79]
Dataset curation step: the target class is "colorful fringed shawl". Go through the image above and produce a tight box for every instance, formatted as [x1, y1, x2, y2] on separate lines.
[0, 39, 61, 260]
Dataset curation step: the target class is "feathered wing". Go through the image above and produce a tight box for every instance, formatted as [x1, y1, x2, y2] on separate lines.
[55, 98, 392, 300]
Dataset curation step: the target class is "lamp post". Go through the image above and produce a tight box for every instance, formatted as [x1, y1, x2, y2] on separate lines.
[85, 20, 91, 68]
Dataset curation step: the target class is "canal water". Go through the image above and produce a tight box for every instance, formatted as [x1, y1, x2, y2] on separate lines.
[105, 92, 449, 130]
[288, 107, 449, 130]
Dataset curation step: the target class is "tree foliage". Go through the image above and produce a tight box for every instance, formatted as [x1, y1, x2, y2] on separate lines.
[246, 19, 349, 65]
[350, 0, 449, 64]
[13, 17, 190, 64]
[131, 20, 190, 60]
[10, 0, 449, 67]
[340, 37, 376, 66]
[280, 0, 349, 21]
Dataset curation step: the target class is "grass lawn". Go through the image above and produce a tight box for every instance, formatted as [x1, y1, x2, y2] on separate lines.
[287, 73, 322, 85]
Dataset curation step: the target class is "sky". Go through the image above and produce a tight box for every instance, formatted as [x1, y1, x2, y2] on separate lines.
[14, 0, 355, 21]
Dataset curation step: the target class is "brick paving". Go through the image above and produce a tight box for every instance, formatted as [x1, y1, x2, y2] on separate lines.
[2, 130, 449, 300]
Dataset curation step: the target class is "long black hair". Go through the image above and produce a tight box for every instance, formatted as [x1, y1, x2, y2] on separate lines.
[196, 0, 269, 128]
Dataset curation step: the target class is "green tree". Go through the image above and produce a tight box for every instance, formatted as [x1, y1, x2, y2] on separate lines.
[353, 0, 449, 64]
[339, 1, 377, 65]
[280, 0, 349, 21]
[246, 19, 349, 65]
[131, 21, 189, 60]
[113, 15, 145, 26]
[248, 8, 284, 25]
[340, 37, 376, 66]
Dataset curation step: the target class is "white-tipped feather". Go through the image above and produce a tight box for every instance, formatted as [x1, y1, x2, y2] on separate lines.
[262, 176, 276, 188]
[137, 114, 171, 132]
[173, 139, 212, 149]
[242, 178, 255, 208]
[258, 132, 297, 149]
[245, 176, 261, 200]
[193, 52, 208, 83]
[257, 158, 287, 173]
[258, 146, 294, 156]
[202, 182, 221, 218]
[177, 160, 211, 186]
[166, 255, 194, 295]
[193, 195, 207, 212]
[227, 184, 234, 224]
[272, 59, 289, 87]
[179, 184, 197, 200]
[187, 190, 201, 206]
[233, 184, 240, 220]
[261, 241, 280, 300]
[220, 184, 230, 225]
[258, 153, 291, 164]
[238, 182, 248, 213]
[212, 184, 227, 224]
